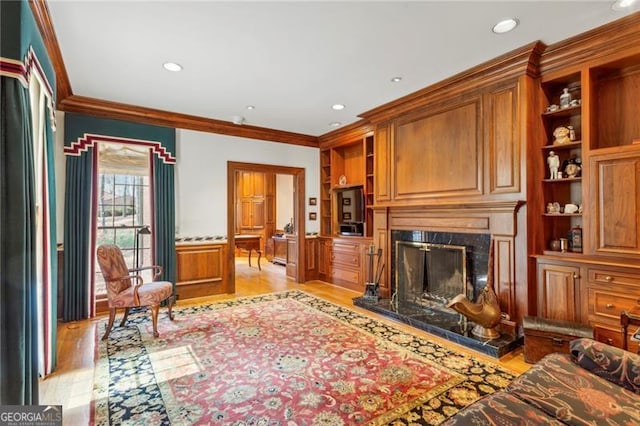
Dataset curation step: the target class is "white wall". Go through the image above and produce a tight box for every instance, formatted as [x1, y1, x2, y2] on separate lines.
[276, 174, 294, 230]
[176, 129, 319, 237]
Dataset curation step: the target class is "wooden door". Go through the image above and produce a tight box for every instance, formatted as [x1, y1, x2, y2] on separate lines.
[537, 261, 580, 322]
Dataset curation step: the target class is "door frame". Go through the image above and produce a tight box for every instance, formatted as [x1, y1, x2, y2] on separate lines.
[227, 161, 306, 289]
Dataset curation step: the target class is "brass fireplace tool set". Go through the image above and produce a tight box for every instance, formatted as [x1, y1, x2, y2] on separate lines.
[363, 244, 384, 302]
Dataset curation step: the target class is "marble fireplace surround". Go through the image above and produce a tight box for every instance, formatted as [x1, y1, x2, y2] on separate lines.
[355, 201, 526, 357]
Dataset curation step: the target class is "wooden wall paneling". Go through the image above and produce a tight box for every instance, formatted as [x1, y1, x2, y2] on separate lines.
[175, 243, 227, 298]
[493, 236, 516, 322]
[393, 101, 482, 200]
[374, 123, 392, 203]
[485, 82, 521, 194]
[305, 237, 318, 281]
[372, 207, 389, 298]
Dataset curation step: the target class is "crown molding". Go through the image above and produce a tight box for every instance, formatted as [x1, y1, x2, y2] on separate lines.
[58, 95, 319, 147]
[359, 41, 545, 124]
[318, 119, 374, 147]
[28, 0, 73, 101]
[540, 11, 640, 75]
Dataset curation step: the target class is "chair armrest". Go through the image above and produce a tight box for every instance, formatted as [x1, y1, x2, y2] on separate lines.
[129, 265, 164, 280]
[570, 338, 640, 394]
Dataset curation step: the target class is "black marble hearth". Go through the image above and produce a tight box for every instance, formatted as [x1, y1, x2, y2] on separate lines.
[356, 230, 522, 358]
[353, 296, 522, 358]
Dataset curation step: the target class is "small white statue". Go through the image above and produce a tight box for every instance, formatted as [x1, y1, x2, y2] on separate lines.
[547, 151, 560, 179]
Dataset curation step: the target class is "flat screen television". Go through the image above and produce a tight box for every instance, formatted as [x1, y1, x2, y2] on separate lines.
[336, 186, 364, 236]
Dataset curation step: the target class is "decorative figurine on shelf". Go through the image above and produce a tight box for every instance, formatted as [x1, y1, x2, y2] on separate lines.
[547, 151, 560, 179]
[559, 87, 572, 108]
[553, 126, 572, 145]
[568, 125, 576, 141]
[565, 158, 580, 178]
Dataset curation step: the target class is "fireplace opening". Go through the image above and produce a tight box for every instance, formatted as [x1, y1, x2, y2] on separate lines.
[395, 241, 468, 312]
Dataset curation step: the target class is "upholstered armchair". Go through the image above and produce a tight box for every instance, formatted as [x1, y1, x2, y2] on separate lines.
[96, 244, 174, 340]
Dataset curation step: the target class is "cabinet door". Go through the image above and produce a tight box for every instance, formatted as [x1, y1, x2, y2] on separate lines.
[537, 262, 580, 322]
[589, 148, 640, 257]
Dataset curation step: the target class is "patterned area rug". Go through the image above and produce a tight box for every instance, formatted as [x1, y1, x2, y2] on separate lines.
[92, 291, 516, 425]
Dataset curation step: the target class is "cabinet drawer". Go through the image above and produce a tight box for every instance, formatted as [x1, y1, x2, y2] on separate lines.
[331, 250, 360, 268]
[332, 241, 360, 254]
[589, 269, 640, 287]
[593, 324, 623, 348]
[589, 288, 640, 320]
[330, 266, 361, 289]
[592, 323, 640, 353]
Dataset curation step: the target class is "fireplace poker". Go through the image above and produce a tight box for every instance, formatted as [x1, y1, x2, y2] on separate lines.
[367, 244, 376, 283]
[375, 263, 385, 286]
[374, 248, 383, 284]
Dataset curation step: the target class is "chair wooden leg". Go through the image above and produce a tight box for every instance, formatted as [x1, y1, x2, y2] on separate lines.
[119, 307, 130, 327]
[167, 295, 175, 321]
[102, 308, 116, 340]
[151, 305, 160, 338]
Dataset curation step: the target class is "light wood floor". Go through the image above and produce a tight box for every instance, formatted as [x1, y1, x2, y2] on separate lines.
[40, 256, 530, 425]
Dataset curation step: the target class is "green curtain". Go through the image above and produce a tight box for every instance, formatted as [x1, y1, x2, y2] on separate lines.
[153, 155, 176, 287]
[63, 150, 93, 321]
[0, 77, 39, 405]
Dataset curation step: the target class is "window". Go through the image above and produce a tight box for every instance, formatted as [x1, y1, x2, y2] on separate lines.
[94, 143, 152, 298]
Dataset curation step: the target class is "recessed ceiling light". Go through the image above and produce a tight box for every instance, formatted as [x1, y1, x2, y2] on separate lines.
[162, 62, 182, 72]
[492, 18, 519, 34]
[246, 105, 255, 110]
[332, 104, 345, 111]
[612, 0, 638, 10]
[329, 122, 342, 128]
[391, 76, 402, 83]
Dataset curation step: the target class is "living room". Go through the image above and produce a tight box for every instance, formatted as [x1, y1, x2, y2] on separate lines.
[2, 1, 640, 424]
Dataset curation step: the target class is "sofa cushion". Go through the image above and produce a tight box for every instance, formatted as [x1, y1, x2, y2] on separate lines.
[441, 391, 562, 425]
[508, 353, 640, 426]
[570, 337, 640, 394]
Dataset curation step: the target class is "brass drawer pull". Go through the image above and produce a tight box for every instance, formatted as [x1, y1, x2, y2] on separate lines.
[552, 337, 564, 346]
[573, 274, 580, 279]
[605, 303, 614, 309]
[605, 276, 613, 282]
[606, 338, 614, 345]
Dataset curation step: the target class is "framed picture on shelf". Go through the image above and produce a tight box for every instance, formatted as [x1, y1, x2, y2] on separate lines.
[309, 197, 317, 206]
[309, 212, 317, 220]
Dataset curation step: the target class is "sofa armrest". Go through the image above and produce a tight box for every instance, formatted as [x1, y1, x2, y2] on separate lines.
[570, 338, 640, 394]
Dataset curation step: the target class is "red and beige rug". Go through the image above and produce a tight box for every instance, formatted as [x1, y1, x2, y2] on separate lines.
[92, 291, 515, 425]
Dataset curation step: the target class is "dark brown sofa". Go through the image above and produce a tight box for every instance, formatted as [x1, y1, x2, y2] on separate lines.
[444, 338, 640, 425]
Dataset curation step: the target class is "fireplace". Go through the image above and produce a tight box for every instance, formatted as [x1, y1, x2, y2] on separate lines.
[395, 241, 469, 310]
[354, 230, 520, 357]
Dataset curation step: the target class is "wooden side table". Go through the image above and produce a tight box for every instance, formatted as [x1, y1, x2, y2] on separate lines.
[620, 306, 640, 352]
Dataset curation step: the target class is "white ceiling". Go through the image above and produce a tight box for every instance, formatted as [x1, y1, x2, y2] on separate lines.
[47, 1, 638, 137]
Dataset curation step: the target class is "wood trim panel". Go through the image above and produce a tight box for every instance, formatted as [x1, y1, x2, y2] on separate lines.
[28, 0, 73, 100]
[58, 95, 319, 147]
[392, 100, 483, 201]
[486, 84, 520, 194]
[360, 41, 544, 124]
[494, 237, 515, 320]
[374, 123, 391, 203]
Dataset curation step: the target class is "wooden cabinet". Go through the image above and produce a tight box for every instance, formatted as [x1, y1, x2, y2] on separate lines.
[236, 171, 275, 251]
[318, 129, 374, 238]
[272, 235, 287, 265]
[285, 235, 297, 279]
[176, 242, 227, 299]
[536, 259, 583, 322]
[317, 237, 331, 281]
[588, 147, 640, 257]
[305, 237, 318, 281]
[329, 238, 367, 292]
[586, 264, 640, 350]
